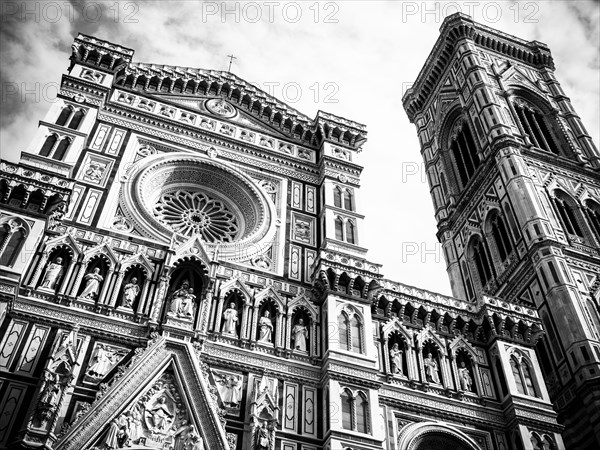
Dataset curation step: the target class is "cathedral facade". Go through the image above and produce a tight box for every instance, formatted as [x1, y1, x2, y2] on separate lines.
[0, 13, 596, 450]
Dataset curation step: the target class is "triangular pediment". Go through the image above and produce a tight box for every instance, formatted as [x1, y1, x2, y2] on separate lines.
[83, 243, 118, 266]
[288, 293, 318, 320]
[156, 95, 290, 139]
[170, 236, 213, 269]
[502, 65, 543, 94]
[415, 326, 447, 355]
[254, 285, 285, 309]
[219, 276, 253, 302]
[382, 317, 413, 347]
[55, 338, 229, 450]
[45, 233, 81, 257]
[449, 334, 478, 361]
[122, 252, 154, 273]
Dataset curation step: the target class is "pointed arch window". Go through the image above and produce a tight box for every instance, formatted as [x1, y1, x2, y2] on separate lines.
[449, 120, 480, 188]
[340, 389, 370, 434]
[487, 211, 514, 262]
[338, 312, 350, 351]
[56, 106, 73, 126]
[335, 217, 344, 241]
[512, 98, 561, 155]
[350, 314, 363, 353]
[340, 389, 353, 430]
[510, 355, 538, 397]
[583, 200, 600, 243]
[334, 187, 343, 208]
[39, 135, 71, 161]
[53, 138, 71, 161]
[68, 109, 85, 130]
[343, 189, 353, 211]
[552, 192, 584, 238]
[338, 309, 364, 354]
[468, 236, 494, 290]
[40, 134, 58, 157]
[0, 218, 28, 267]
[345, 220, 355, 244]
[355, 392, 369, 433]
[510, 357, 525, 394]
[334, 216, 357, 245]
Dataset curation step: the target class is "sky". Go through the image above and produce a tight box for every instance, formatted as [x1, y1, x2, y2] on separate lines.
[1, 1, 599, 297]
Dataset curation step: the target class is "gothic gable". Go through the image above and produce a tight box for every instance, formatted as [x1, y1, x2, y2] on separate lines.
[55, 338, 229, 450]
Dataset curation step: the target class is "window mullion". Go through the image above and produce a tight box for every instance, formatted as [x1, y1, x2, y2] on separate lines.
[517, 107, 538, 147]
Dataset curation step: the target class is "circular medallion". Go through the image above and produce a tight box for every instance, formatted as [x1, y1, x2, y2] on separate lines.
[205, 99, 236, 118]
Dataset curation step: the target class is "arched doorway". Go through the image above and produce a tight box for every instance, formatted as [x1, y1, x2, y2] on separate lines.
[398, 422, 481, 450]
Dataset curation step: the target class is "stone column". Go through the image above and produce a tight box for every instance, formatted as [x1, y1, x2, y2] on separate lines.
[58, 259, 77, 295]
[383, 338, 390, 374]
[240, 302, 250, 339]
[416, 348, 425, 382]
[249, 307, 259, 342]
[136, 279, 149, 315]
[29, 253, 50, 287]
[109, 271, 125, 307]
[0, 230, 13, 256]
[275, 312, 283, 348]
[69, 261, 88, 297]
[97, 268, 114, 305]
[285, 314, 292, 350]
[312, 321, 317, 357]
[150, 275, 170, 322]
[214, 296, 225, 333]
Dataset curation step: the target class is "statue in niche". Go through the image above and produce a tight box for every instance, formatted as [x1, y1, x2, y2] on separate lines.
[41, 257, 64, 289]
[292, 318, 308, 352]
[256, 422, 270, 450]
[222, 302, 239, 337]
[48, 331, 77, 374]
[423, 352, 440, 384]
[169, 281, 196, 319]
[180, 288, 196, 317]
[458, 361, 473, 392]
[80, 267, 104, 300]
[121, 277, 140, 308]
[218, 374, 242, 407]
[389, 343, 403, 375]
[258, 311, 274, 343]
[86, 343, 126, 380]
[39, 372, 61, 406]
[145, 396, 174, 434]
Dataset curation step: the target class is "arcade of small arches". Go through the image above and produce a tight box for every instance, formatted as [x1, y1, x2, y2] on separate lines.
[114, 66, 366, 148]
[0, 183, 66, 221]
[372, 295, 543, 398]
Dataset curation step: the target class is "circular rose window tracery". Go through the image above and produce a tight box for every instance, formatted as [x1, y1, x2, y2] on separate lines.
[154, 190, 239, 242]
[120, 152, 277, 262]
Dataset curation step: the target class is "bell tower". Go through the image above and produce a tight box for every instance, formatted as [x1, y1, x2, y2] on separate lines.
[403, 13, 600, 449]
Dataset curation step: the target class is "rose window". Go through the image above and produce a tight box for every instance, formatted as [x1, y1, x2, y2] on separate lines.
[120, 152, 277, 262]
[154, 190, 239, 242]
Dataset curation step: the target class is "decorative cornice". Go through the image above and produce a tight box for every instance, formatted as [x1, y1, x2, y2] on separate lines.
[403, 13, 554, 121]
